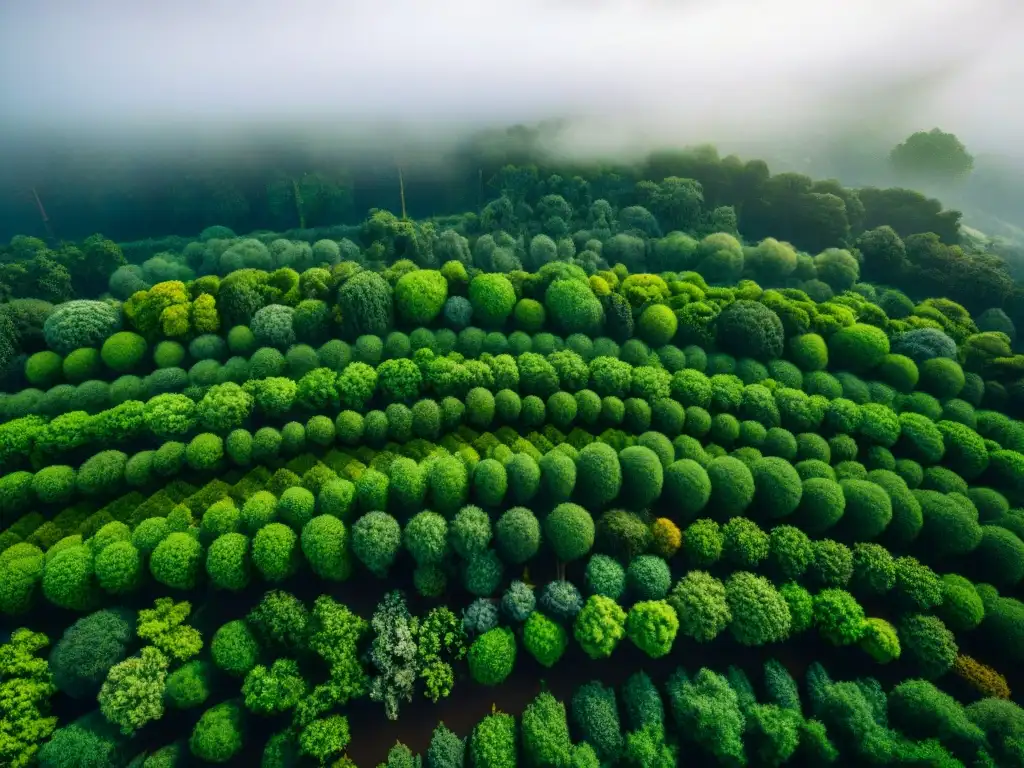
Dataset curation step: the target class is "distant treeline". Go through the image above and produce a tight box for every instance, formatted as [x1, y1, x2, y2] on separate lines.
[0, 122, 970, 248]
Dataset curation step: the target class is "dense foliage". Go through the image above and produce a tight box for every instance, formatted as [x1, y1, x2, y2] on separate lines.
[2, 134, 1023, 766]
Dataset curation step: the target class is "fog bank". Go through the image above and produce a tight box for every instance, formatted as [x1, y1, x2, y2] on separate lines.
[1, 0, 1021, 173]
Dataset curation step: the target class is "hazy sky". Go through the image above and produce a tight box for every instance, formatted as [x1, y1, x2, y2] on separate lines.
[0, 0, 1021, 167]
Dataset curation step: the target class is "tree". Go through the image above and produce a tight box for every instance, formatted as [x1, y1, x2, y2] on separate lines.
[574, 595, 626, 659]
[352, 511, 402, 578]
[36, 712, 125, 768]
[545, 503, 595, 577]
[149, 532, 203, 590]
[469, 710, 516, 768]
[521, 692, 573, 766]
[49, 608, 135, 699]
[296, 714, 350, 763]
[165, 660, 214, 710]
[381, 742, 421, 767]
[426, 722, 465, 768]
[252, 522, 301, 582]
[190, 700, 246, 764]
[523, 611, 568, 668]
[741, 173, 851, 253]
[468, 628, 516, 686]
[416, 607, 467, 703]
[241, 658, 307, 716]
[210, 620, 260, 678]
[725, 572, 792, 646]
[888, 678, 984, 752]
[97, 646, 168, 735]
[301, 515, 352, 582]
[137, 598, 202, 663]
[338, 271, 393, 338]
[572, 681, 624, 762]
[644, 177, 705, 232]
[858, 187, 961, 243]
[666, 668, 746, 766]
[856, 226, 907, 282]
[667, 571, 732, 643]
[404, 511, 449, 567]
[626, 601, 679, 658]
[306, 595, 369, 706]
[890, 128, 973, 182]
[246, 590, 311, 655]
[368, 591, 419, 720]
[0, 628, 57, 768]
[495, 507, 541, 565]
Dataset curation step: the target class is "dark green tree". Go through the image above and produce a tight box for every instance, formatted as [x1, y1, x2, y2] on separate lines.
[890, 128, 974, 182]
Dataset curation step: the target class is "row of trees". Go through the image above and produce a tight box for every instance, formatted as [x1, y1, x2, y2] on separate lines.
[9, 588, 1020, 766]
[3, 219, 1017, 408]
[0, 124, 976, 244]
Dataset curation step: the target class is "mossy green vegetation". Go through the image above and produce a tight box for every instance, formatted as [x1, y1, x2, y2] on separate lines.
[2, 142, 1024, 767]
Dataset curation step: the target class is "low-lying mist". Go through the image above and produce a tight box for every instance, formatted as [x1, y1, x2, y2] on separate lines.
[1, 0, 1023, 241]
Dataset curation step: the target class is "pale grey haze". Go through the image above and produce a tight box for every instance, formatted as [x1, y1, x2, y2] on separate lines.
[0, 0, 1021, 168]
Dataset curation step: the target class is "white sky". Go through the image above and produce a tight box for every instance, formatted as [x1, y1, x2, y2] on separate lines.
[0, 0, 1021, 166]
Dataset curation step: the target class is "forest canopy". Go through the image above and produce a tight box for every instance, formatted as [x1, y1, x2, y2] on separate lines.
[2, 119, 1024, 766]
